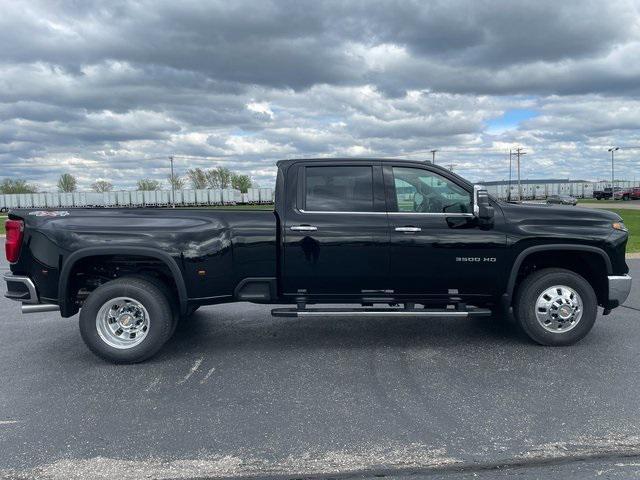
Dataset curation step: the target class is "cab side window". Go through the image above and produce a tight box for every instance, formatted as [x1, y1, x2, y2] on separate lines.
[392, 167, 471, 214]
[304, 166, 374, 212]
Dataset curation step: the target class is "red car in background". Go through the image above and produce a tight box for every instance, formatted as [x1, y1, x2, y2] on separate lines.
[614, 187, 640, 200]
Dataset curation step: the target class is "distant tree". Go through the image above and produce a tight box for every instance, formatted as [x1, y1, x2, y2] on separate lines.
[57, 173, 77, 193]
[216, 167, 232, 189]
[91, 180, 113, 193]
[0, 178, 38, 194]
[231, 173, 252, 193]
[167, 173, 185, 190]
[186, 168, 207, 189]
[136, 179, 162, 191]
[204, 169, 220, 188]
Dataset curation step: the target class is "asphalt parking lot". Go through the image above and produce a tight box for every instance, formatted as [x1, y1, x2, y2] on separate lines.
[1, 241, 640, 479]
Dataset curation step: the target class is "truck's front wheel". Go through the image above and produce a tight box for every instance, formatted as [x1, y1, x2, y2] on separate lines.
[514, 268, 597, 346]
[79, 277, 174, 363]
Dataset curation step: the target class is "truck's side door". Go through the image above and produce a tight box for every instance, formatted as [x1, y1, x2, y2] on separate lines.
[384, 164, 506, 300]
[282, 161, 390, 298]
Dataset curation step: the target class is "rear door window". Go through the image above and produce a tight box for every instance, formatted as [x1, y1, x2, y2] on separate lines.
[304, 166, 374, 212]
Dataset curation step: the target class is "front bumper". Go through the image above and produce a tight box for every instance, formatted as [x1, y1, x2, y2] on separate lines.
[608, 274, 632, 307]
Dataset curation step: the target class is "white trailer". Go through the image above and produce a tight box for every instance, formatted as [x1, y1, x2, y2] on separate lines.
[182, 189, 196, 206]
[195, 189, 209, 205]
[130, 191, 145, 207]
[259, 188, 273, 203]
[17, 193, 33, 208]
[59, 193, 74, 207]
[32, 193, 47, 208]
[72, 192, 87, 207]
[582, 183, 594, 198]
[143, 190, 157, 206]
[168, 190, 182, 206]
[103, 192, 118, 207]
[570, 183, 584, 198]
[533, 184, 546, 200]
[116, 191, 131, 207]
[246, 188, 260, 203]
[207, 189, 222, 205]
[157, 190, 170, 206]
[85, 192, 105, 207]
[221, 189, 235, 204]
[45, 193, 60, 208]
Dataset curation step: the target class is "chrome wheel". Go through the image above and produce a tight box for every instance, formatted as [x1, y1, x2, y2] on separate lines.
[96, 297, 150, 349]
[535, 285, 583, 333]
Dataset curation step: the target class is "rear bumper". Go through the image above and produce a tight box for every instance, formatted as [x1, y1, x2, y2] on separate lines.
[4, 273, 60, 313]
[4, 273, 39, 304]
[608, 274, 632, 307]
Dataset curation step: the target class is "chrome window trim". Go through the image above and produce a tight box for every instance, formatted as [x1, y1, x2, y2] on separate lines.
[298, 209, 474, 217]
[389, 212, 474, 217]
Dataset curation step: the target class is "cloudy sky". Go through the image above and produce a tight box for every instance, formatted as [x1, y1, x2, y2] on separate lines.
[1, 0, 640, 191]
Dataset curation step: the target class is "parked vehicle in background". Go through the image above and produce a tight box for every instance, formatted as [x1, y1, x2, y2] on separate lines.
[613, 187, 640, 201]
[547, 194, 577, 206]
[593, 187, 622, 200]
[3, 158, 632, 363]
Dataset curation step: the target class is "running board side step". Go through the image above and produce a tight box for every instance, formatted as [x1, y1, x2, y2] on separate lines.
[271, 307, 492, 318]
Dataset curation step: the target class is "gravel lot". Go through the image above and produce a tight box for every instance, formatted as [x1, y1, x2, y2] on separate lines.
[1, 240, 639, 479]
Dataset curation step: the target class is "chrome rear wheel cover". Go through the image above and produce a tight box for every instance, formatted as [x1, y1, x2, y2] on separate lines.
[96, 297, 150, 349]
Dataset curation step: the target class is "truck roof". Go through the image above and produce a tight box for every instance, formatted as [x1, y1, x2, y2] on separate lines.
[276, 157, 451, 172]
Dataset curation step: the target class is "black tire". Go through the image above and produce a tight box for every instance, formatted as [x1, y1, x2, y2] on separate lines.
[514, 268, 597, 346]
[123, 274, 180, 336]
[79, 277, 174, 363]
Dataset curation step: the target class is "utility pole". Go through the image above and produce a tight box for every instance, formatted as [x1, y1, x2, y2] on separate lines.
[514, 147, 526, 201]
[446, 163, 456, 172]
[169, 155, 175, 209]
[508, 149, 512, 202]
[608, 147, 619, 191]
[430, 149, 438, 164]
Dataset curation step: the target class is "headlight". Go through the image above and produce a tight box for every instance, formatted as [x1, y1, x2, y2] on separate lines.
[613, 222, 628, 232]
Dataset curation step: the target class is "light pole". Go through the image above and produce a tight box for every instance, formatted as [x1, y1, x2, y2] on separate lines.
[508, 149, 512, 202]
[430, 149, 438, 164]
[608, 147, 619, 193]
[169, 155, 175, 208]
[514, 147, 526, 201]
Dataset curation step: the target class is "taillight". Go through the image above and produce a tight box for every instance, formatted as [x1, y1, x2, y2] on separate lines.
[5, 219, 24, 263]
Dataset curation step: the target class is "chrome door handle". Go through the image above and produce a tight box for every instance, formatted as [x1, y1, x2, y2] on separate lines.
[290, 225, 318, 232]
[395, 226, 421, 233]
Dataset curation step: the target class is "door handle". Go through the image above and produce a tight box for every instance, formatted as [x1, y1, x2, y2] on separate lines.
[395, 226, 421, 233]
[290, 225, 318, 232]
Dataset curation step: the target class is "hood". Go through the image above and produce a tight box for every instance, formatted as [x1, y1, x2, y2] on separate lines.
[498, 201, 622, 223]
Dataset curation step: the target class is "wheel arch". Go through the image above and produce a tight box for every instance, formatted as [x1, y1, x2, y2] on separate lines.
[505, 244, 612, 303]
[58, 246, 188, 317]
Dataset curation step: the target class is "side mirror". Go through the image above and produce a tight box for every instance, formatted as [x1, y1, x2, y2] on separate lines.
[473, 185, 494, 227]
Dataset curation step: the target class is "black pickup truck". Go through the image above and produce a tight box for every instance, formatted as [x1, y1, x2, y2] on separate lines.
[4, 159, 632, 363]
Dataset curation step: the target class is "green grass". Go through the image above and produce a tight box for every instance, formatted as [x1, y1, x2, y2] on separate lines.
[605, 209, 640, 253]
[0, 216, 6, 235]
[578, 198, 617, 204]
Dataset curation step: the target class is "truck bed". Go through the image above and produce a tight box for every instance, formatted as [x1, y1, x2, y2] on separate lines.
[9, 208, 278, 306]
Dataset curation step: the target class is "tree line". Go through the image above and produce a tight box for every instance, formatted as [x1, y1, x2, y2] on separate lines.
[0, 168, 254, 194]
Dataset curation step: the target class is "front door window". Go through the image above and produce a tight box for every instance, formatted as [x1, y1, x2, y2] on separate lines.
[392, 167, 471, 214]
